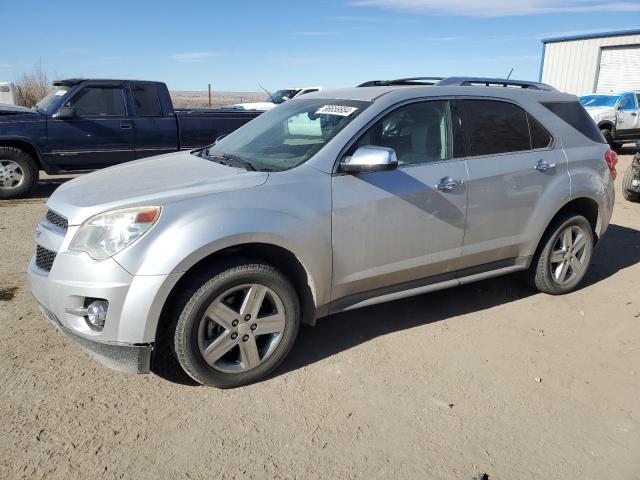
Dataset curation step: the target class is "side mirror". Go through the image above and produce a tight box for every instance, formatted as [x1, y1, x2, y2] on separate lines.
[339, 146, 398, 174]
[53, 105, 76, 119]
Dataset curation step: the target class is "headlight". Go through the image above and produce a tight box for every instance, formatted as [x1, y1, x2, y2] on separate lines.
[69, 206, 161, 260]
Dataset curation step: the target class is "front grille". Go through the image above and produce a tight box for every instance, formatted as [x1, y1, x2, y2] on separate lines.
[35, 246, 57, 272]
[45, 209, 68, 232]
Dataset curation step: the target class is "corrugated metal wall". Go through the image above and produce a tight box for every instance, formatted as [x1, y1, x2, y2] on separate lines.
[541, 33, 640, 96]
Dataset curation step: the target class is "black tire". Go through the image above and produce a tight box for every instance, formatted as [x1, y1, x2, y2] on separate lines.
[172, 261, 300, 388]
[622, 164, 640, 203]
[0, 146, 39, 199]
[528, 214, 594, 295]
[600, 128, 615, 148]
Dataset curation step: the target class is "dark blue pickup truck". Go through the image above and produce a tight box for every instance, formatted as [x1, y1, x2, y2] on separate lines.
[0, 79, 261, 198]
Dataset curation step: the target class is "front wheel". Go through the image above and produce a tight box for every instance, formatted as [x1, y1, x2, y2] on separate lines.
[622, 164, 640, 203]
[0, 147, 39, 199]
[173, 262, 300, 388]
[529, 214, 594, 295]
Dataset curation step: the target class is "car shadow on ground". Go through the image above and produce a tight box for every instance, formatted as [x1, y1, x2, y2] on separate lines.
[154, 223, 640, 387]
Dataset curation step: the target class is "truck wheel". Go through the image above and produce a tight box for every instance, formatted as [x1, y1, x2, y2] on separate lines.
[0, 147, 39, 199]
[622, 164, 640, 203]
[529, 214, 594, 295]
[600, 128, 615, 148]
[172, 261, 300, 388]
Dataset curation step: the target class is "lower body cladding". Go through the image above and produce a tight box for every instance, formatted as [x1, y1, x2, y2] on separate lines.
[27, 250, 178, 374]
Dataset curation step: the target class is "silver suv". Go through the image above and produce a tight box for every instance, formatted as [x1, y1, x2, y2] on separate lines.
[28, 80, 617, 388]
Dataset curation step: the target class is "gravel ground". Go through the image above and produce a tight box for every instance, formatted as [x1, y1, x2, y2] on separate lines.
[1, 153, 639, 480]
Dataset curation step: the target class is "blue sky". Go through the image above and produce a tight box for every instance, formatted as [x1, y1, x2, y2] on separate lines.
[2, 0, 639, 91]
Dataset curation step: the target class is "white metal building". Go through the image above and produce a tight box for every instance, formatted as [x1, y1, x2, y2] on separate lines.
[539, 29, 640, 96]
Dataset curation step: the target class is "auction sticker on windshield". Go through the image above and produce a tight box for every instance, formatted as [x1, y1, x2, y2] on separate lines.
[316, 105, 359, 117]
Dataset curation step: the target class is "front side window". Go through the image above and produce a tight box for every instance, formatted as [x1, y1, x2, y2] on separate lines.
[131, 84, 162, 116]
[349, 100, 453, 165]
[202, 98, 370, 171]
[464, 100, 530, 156]
[618, 93, 636, 111]
[68, 86, 126, 117]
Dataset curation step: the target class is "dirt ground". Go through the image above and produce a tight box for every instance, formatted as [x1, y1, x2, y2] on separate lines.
[1, 152, 639, 480]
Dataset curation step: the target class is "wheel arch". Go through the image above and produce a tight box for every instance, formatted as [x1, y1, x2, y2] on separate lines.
[0, 137, 43, 169]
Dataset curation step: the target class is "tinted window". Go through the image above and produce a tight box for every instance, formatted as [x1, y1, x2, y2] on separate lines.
[528, 114, 552, 149]
[131, 84, 162, 116]
[69, 87, 126, 117]
[350, 100, 454, 165]
[619, 93, 635, 111]
[465, 100, 530, 156]
[541, 101, 605, 144]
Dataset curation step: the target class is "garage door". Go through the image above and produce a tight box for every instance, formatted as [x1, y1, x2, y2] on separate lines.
[596, 44, 640, 93]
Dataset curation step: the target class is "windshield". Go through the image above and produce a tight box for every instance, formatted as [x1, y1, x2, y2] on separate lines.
[267, 89, 300, 104]
[199, 98, 371, 171]
[34, 86, 69, 113]
[579, 95, 620, 108]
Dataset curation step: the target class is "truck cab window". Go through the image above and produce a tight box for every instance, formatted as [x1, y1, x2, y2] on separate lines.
[69, 87, 126, 117]
[131, 84, 162, 116]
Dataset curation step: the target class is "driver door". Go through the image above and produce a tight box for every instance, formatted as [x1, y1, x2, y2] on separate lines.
[47, 83, 134, 169]
[331, 100, 468, 310]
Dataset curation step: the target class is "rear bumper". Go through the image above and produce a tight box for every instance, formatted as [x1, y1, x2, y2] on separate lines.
[38, 304, 152, 373]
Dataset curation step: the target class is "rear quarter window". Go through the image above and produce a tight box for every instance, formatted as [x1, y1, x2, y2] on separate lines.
[131, 84, 162, 116]
[541, 101, 605, 144]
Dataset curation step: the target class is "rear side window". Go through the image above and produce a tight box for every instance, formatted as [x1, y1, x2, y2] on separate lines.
[464, 100, 530, 156]
[528, 114, 552, 149]
[131, 84, 162, 116]
[541, 101, 605, 144]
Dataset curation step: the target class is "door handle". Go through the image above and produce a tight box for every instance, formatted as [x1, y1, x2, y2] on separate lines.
[120, 123, 132, 129]
[436, 177, 464, 191]
[534, 160, 556, 172]
[631, 112, 638, 117]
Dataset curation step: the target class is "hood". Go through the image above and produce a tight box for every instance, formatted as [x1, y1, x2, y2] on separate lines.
[224, 102, 276, 111]
[48, 150, 269, 225]
[0, 104, 36, 115]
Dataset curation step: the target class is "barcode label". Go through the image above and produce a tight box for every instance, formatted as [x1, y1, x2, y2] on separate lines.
[315, 105, 358, 117]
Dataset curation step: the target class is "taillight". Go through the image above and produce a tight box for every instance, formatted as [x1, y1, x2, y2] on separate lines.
[605, 149, 618, 180]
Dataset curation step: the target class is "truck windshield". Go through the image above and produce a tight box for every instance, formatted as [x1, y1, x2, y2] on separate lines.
[267, 89, 300, 104]
[200, 98, 371, 171]
[579, 95, 620, 108]
[34, 86, 70, 113]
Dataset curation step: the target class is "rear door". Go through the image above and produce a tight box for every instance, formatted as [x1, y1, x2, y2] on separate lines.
[129, 82, 179, 158]
[331, 99, 469, 308]
[615, 93, 640, 140]
[459, 99, 565, 269]
[47, 83, 134, 169]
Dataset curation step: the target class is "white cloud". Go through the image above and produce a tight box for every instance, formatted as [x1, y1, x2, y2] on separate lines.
[170, 52, 220, 62]
[351, 0, 640, 17]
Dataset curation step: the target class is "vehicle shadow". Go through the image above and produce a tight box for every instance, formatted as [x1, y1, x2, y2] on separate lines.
[275, 223, 640, 378]
[0, 175, 77, 203]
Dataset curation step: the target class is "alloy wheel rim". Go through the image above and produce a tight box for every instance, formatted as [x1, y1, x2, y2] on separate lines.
[0, 160, 24, 189]
[198, 283, 286, 373]
[550, 225, 589, 285]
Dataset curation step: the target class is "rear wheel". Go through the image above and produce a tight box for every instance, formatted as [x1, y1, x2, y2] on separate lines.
[622, 164, 640, 203]
[600, 128, 615, 149]
[529, 214, 594, 295]
[0, 147, 39, 199]
[172, 261, 300, 388]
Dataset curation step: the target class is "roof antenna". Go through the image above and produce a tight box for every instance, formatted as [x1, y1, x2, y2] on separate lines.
[506, 68, 514, 79]
[258, 83, 273, 99]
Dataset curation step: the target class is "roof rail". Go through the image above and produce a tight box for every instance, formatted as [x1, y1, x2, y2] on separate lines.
[357, 77, 444, 87]
[435, 77, 557, 91]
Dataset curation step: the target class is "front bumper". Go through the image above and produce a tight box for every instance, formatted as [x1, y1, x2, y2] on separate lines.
[27, 231, 176, 374]
[39, 304, 152, 373]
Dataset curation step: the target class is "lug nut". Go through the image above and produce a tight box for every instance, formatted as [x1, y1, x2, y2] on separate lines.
[250, 323, 257, 331]
[231, 333, 238, 340]
[242, 334, 250, 342]
[232, 319, 239, 327]
[244, 314, 251, 321]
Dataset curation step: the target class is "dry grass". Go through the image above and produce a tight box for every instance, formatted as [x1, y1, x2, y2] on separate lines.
[14, 64, 51, 108]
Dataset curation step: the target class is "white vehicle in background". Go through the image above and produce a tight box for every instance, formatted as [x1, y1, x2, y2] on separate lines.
[0, 82, 18, 106]
[580, 92, 640, 150]
[226, 87, 323, 111]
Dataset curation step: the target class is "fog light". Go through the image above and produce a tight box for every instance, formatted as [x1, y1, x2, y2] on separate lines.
[86, 300, 108, 328]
